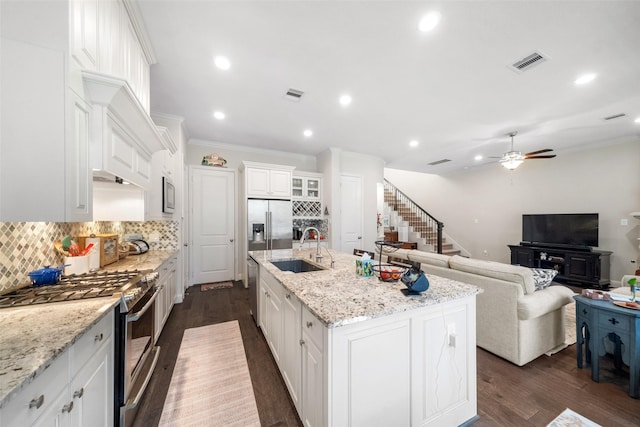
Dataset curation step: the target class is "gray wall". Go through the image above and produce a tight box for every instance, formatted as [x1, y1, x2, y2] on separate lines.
[384, 139, 640, 286]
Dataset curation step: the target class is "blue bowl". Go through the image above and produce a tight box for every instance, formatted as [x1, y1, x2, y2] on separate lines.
[402, 271, 429, 294]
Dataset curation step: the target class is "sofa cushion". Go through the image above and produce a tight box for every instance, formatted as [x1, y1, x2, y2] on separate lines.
[531, 268, 558, 291]
[518, 285, 575, 320]
[407, 251, 451, 268]
[449, 255, 536, 294]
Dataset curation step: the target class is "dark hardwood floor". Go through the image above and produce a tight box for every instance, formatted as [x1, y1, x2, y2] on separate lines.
[134, 282, 640, 426]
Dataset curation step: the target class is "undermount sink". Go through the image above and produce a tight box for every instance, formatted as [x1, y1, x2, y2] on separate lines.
[271, 258, 327, 273]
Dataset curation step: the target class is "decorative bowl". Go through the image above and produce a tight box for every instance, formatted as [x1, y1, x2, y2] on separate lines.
[401, 267, 430, 294]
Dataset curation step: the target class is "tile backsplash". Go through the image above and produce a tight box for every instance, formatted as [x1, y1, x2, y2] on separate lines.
[0, 220, 179, 293]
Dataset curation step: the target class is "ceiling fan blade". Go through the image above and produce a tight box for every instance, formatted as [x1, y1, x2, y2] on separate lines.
[525, 155, 557, 159]
[524, 148, 553, 156]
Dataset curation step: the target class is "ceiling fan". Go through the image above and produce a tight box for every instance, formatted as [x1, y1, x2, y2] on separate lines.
[495, 132, 556, 170]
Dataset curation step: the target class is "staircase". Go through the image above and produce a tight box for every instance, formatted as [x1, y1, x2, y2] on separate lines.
[383, 180, 461, 256]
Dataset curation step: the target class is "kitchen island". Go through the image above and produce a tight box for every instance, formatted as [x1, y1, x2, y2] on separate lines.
[250, 248, 480, 427]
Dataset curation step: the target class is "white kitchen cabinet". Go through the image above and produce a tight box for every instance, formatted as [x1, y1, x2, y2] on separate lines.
[154, 255, 178, 343]
[301, 307, 325, 427]
[259, 272, 284, 365]
[68, 314, 114, 427]
[282, 291, 302, 415]
[71, 0, 99, 72]
[0, 37, 92, 222]
[292, 173, 322, 200]
[243, 162, 295, 199]
[1, 311, 114, 427]
[145, 126, 177, 220]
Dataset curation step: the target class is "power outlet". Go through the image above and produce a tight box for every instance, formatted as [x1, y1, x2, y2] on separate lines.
[621, 218, 629, 226]
[149, 233, 160, 243]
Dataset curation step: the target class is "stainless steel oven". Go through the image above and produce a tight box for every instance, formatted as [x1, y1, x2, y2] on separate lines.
[116, 277, 161, 427]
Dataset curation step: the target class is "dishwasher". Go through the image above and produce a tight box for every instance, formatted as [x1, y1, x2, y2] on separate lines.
[247, 256, 259, 322]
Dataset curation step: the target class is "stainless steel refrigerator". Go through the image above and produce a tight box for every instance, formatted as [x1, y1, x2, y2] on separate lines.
[247, 199, 293, 251]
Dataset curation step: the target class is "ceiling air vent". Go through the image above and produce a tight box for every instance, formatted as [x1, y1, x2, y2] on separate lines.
[509, 51, 549, 74]
[284, 88, 304, 102]
[603, 113, 626, 121]
[428, 159, 452, 166]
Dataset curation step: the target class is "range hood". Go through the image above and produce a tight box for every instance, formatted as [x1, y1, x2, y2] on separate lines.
[83, 71, 166, 190]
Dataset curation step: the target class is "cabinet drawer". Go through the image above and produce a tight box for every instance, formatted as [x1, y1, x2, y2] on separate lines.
[302, 307, 324, 350]
[576, 302, 595, 322]
[71, 310, 114, 372]
[598, 311, 629, 334]
[2, 352, 69, 427]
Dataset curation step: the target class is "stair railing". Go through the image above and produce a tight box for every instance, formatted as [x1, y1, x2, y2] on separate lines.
[383, 179, 444, 254]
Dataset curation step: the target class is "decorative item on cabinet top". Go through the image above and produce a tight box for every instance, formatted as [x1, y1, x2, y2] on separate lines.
[202, 153, 227, 167]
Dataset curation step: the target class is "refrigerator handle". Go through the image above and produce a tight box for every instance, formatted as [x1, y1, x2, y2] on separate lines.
[268, 211, 273, 250]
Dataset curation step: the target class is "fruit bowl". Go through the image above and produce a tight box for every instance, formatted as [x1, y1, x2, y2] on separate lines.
[373, 264, 407, 282]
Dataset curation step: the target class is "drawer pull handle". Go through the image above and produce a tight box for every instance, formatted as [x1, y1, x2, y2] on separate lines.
[286, 293, 291, 300]
[306, 321, 313, 328]
[300, 339, 305, 346]
[62, 401, 74, 413]
[95, 333, 104, 342]
[29, 395, 44, 409]
[73, 388, 84, 399]
[608, 317, 619, 325]
[582, 309, 588, 315]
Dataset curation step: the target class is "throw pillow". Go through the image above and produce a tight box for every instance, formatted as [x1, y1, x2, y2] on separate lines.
[531, 268, 558, 291]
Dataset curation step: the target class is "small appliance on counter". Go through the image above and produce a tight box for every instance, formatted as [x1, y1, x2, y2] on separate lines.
[124, 234, 150, 255]
[77, 234, 119, 267]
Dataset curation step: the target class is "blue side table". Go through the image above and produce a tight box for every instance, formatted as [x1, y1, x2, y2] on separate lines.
[574, 295, 640, 398]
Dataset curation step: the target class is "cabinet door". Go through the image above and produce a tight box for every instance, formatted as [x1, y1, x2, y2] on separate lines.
[301, 332, 324, 427]
[247, 168, 271, 197]
[510, 247, 533, 267]
[67, 91, 93, 221]
[305, 178, 320, 200]
[566, 254, 595, 281]
[281, 292, 302, 414]
[292, 177, 304, 198]
[69, 337, 114, 427]
[269, 169, 292, 198]
[266, 282, 283, 365]
[32, 387, 71, 427]
[71, 0, 99, 71]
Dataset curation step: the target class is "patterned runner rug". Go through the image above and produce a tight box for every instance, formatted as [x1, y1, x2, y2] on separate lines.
[158, 321, 260, 426]
[547, 408, 601, 426]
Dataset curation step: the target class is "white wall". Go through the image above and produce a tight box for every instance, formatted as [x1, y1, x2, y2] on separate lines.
[384, 139, 640, 285]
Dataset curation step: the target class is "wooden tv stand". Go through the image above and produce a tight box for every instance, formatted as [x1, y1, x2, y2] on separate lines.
[508, 244, 612, 288]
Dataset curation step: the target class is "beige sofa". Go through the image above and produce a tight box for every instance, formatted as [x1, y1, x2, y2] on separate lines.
[387, 249, 576, 366]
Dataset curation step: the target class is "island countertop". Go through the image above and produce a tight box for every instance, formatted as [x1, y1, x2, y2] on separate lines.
[0, 249, 178, 408]
[249, 248, 480, 328]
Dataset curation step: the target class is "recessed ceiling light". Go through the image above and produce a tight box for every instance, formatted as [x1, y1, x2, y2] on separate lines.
[635, 117, 640, 123]
[474, 155, 483, 161]
[303, 129, 313, 137]
[419, 11, 441, 32]
[575, 73, 596, 85]
[339, 94, 352, 106]
[409, 140, 419, 147]
[214, 56, 231, 70]
[213, 111, 225, 120]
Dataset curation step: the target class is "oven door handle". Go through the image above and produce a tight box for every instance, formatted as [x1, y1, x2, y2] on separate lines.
[122, 346, 161, 411]
[127, 285, 163, 322]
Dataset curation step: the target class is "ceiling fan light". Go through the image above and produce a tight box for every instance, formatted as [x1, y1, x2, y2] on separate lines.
[501, 158, 524, 170]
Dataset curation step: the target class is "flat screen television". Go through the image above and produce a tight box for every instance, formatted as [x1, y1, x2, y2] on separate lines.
[522, 213, 599, 249]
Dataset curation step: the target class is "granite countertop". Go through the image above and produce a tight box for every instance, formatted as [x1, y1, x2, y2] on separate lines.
[0, 249, 178, 409]
[249, 248, 480, 328]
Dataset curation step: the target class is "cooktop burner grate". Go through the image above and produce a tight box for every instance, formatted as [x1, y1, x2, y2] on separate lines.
[0, 270, 153, 309]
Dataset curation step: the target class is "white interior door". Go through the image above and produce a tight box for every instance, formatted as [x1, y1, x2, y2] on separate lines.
[191, 167, 235, 284]
[340, 174, 363, 253]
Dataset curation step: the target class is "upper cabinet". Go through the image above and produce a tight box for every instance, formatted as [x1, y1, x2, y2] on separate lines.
[243, 162, 295, 199]
[292, 172, 323, 218]
[0, 0, 161, 221]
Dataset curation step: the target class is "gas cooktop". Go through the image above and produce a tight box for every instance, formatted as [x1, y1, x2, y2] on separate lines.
[0, 270, 156, 309]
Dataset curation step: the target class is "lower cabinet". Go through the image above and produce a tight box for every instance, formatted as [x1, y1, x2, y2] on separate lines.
[154, 255, 178, 343]
[1, 310, 114, 427]
[281, 291, 302, 414]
